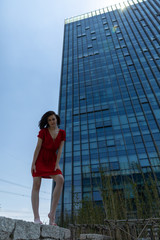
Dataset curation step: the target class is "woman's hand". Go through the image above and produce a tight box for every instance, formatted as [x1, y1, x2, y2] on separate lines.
[31, 164, 36, 174]
[54, 162, 61, 171]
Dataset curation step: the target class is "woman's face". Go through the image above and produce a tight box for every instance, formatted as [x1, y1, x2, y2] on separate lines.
[48, 114, 57, 128]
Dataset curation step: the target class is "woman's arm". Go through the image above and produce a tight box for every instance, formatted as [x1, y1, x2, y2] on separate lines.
[31, 138, 42, 174]
[55, 141, 64, 171]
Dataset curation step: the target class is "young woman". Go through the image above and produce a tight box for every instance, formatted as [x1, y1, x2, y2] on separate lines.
[31, 111, 66, 225]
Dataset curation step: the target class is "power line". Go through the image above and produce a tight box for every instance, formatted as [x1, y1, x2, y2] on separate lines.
[0, 190, 50, 201]
[0, 209, 47, 214]
[0, 178, 51, 195]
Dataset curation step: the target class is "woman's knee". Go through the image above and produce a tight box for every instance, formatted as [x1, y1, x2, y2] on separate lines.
[33, 177, 41, 191]
[56, 175, 64, 185]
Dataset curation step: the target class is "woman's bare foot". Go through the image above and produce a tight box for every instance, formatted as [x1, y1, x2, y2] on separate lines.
[34, 218, 42, 224]
[48, 213, 57, 226]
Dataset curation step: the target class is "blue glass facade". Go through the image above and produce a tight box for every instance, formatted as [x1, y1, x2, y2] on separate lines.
[56, 0, 160, 220]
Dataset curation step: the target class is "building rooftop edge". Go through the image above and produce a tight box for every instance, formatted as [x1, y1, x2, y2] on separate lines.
[64, 0, 145, 24]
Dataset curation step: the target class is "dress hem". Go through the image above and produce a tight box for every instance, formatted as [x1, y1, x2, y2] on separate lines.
[32, 170, 63, 178]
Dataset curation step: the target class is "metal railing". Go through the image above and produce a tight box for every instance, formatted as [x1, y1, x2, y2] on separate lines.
[69, 218, 160, 240]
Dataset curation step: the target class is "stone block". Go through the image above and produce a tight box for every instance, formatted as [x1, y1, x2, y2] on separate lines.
[41, 225, 71, 240]
[0, 216, 15, 240]
[41, 225, 60, 239]
[40, 239, 54, 240]
[13, 219, 40, 240]
[59, 227, 71, 239]
[0, 217, 71, 240]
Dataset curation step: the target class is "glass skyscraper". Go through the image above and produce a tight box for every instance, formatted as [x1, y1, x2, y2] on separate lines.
[56, 0, 160, 221]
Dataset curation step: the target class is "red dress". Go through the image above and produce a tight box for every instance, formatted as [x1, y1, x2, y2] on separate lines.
[32, 128, 66, 178]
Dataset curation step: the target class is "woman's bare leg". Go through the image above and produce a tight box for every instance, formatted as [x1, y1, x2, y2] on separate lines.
[48, 174, 64, 224]
[31, 177, 42, 221]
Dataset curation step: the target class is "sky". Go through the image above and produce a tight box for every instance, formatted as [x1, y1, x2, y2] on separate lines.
[0, 0, 125, 224]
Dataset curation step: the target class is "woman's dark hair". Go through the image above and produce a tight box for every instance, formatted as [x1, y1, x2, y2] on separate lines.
[39, 111, 60, 129]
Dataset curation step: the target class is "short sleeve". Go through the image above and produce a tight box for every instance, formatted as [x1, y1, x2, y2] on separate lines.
[61, 130, 66, 141]
[37, 129, 44, 140]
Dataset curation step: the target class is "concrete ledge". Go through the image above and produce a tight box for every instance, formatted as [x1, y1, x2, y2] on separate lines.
[80, 234, 112, 240]
[0, 217, 70, 240]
